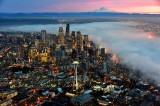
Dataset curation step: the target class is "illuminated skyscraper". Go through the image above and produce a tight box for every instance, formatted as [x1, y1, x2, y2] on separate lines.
[76, 31, 83, 50]
[40, 47, 50, 62]
[41, 30, 50, 47]
[71, 31, 76, 48]
[35, 39, 40, 49]
[52, 35, 58, 44]
[58, 27, 65, 44]
[46, 34, 50, 47]
[84, 35, 89, 46]
[23, 43, 29, 60]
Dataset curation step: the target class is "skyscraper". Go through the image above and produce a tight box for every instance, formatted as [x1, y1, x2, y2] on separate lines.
[71, 31, 76, 48]
[84, 35, 89, 41]
[41, 30, 46, 43]
[35, 39, 40, 50]
[101, 48, 105, 55]
[65, 24, 70, 37]
[76, 31, 83, 50]
[84, 35, 89, 46]
[58, 27, 65, 44]
[71, 31, 75, 37]
[45, 34, 50, 47]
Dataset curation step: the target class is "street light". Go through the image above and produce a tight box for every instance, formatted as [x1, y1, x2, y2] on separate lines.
[73, 61, 79, 91]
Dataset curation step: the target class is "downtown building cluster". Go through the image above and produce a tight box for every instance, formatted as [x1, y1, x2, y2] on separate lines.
[0, 24, 160, 106]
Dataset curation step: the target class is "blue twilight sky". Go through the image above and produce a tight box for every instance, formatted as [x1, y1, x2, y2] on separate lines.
[0, 0, 159, 13]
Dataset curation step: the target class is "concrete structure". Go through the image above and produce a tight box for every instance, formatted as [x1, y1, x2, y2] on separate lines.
[73, 61, 79, 91]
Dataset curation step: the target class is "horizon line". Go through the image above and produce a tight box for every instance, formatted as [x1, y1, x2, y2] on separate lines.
[0, 12, 160, 15]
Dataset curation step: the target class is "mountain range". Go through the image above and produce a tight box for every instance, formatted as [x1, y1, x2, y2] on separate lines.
[0, 12, 159, 18]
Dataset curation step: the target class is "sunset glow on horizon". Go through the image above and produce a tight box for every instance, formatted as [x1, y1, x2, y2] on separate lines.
[0, 0, 159, 14]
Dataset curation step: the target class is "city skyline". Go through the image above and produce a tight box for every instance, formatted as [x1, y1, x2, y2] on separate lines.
[1, 23, 160, 105]
[0, 0, 159, 14]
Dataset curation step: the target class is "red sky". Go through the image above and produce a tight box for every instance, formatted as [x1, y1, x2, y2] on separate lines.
[0, 0, 159, 13]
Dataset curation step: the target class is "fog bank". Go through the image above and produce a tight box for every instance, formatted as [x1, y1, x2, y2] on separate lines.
[76, 22, 160, 82]
[1, 22, 160, 82]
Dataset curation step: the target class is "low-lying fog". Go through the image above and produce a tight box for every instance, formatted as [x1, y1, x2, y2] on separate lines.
[1, 21, 160, 82]
[77, 22, 160, 83]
